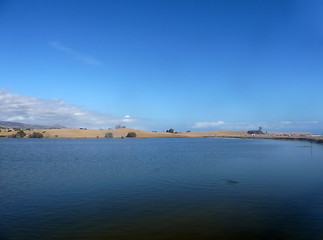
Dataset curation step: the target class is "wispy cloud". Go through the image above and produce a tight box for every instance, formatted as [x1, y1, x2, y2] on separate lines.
[192, 121, 225, 128]
[191, 120, 321, 133]
[0, 90, 135, 128]
[122, 115, 135, 123]
[49, 41, 102, 65]
[280, 120, 319, 125]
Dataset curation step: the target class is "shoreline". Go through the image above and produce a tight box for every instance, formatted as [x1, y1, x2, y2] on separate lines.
[1, 128, 322, 144]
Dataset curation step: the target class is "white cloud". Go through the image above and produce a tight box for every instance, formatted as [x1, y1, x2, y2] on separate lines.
[0, 90, 136, 128]
[50, 41, 102, 65]
[122, 115, 134, 123]
[192, 121, 225, 128]
[281, 120, 319, 125]
[190, 120, 321, 133]
[281, 121, 292, 125]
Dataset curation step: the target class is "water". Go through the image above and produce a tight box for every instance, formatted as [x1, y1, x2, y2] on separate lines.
[1, 138, 323, 240]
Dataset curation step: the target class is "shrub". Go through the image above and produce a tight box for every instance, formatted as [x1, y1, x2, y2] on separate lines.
[7, 130, 26, 138]
[105, 132, 113, 138]
[8, 134, 18, 138]
[126, 132, 136, 138]
[247, 130, 264, 135]
[29, 132, 44, 138]
[166, 128, 174, 133]
[17, 130, 26, 138]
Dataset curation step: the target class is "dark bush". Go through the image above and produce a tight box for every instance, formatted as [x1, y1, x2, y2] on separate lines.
[17, 130, 26, 138]
[126, 132, 136, 138]
[166, 128, 174, 133]
[247, 130, 264, 135]
[29, 132, 44, 138]
[105, 132, 113, 138]
[8, 134, 18, 138]
[7, 130, 26, 138]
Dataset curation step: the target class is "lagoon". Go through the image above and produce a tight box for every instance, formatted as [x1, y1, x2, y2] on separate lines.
[1, 138, 323, 239]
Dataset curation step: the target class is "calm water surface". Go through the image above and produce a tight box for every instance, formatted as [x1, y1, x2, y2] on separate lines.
[1, 138, 323, 240]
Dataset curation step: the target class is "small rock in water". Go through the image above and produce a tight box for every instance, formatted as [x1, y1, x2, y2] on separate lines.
[224, 179, 239, 184]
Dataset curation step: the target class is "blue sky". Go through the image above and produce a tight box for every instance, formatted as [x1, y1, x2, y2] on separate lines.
[1, 0, 323, 132]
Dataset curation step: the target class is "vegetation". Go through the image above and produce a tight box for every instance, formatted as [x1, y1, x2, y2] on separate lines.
[7, 130, 26, 138]
[126, 132, 137, 138]
[247, 126, 264, 135]
[166, 128, 174, 133]
[29, 132, 44, 138]
[16, 130, 26, 138]
[7, 134, 18, 138]
[247, 130, 264, 134]
[105, 132, 113, 138]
